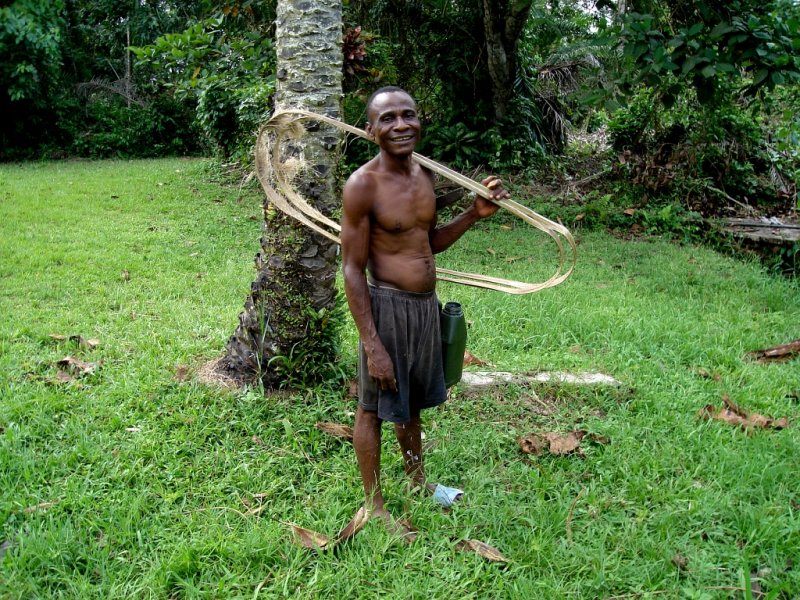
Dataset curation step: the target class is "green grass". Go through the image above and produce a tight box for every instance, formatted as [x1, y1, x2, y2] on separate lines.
[1, 159, 799, 599]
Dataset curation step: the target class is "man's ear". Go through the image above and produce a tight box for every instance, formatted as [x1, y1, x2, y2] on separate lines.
[365, 122, 374, 140]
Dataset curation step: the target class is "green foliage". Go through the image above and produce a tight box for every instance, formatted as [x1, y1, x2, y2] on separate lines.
[0, 0, 64, 102]
[64, 96, 201, 159]
[598, 0, 800, 107]
[606, 83, 797, 217]
[267, 299, 350, 390]
[132, 13, 276, 161]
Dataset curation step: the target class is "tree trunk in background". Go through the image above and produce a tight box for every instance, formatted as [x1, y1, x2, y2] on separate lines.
[482, 0, 533, 121]
[221, 0, 343, 387]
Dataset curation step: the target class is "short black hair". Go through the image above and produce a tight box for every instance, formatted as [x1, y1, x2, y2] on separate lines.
[366, 85, 412, 123]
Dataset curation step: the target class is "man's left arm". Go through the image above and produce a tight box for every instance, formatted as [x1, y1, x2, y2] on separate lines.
[429, 175, 508, 254]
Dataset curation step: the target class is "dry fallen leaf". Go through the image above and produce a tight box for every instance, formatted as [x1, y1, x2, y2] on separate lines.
[288, 523, 330, 550]
[54, 371, 75, 384]
[347, 379, 359, 398]
[121, 270, 130, 281]
[23, 501, 57, 514]
[463, 350, 489, 367]
[49, 334, 99, 349]
[545, 431, 584, 455]
[499, 224, 514, 231]
[56, 356, 98, 377]
[455, 539, 509, 563]
[698, 395, 789, 430]
[518, 434, 548, 455]
[505, 256, 524, 263]
[125, 427, 141, 433]
[623, 207, 636, 216]
[672, 553, 689, 571]
[486, 248, 496, 256]
[746, 340, 800, 362]
[174, 365, 189, 382]
[519, 430, 605, 457]
[252, 435, 264, 446]
[315, 422, 354, 440]
[335, 506, 370, 542]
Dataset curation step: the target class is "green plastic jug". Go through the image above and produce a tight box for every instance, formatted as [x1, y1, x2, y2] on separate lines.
[440, 301, 467, 388]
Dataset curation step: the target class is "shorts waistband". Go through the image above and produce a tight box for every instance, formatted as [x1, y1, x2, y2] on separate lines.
[368, 283, 436, 300]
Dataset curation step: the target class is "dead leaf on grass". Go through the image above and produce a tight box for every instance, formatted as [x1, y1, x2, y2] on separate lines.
[463, 350, 489, 367]
[347, 379, 358, 398]
[455, 539, 509, 563]
[23, 501, 57, 514]
[246, 504, 268, 517]
[49, 334, 99, 349]
[505, 256, 524, 263]
[546, 431, 584, 455]
[518, 434, 548, 455]
[335, 506, 370, 542]
[746, 340, 800, 362]
[315, 422, 354, 440]
[121, 269, 130, 281]
[672, 553, 689, 572]
[500, 224, 514, 231]
[54, 370, 75, 384]
[125, 427, 141, 433]
[56, 356, 99, 377]
[288, 523, 331, 550]
[252, 435, 264, 446]
[486, 248, 496, 256]
[698, 395, 789, 430]
[623, 207, 636, 216]
[519, 430, 608, 457]
[174, 365, 189, 382]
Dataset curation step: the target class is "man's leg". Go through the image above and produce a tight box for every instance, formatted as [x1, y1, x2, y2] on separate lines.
[352, 405, 386, 512]
[340, 405, 415, 541]
[394, 410, 434, 492]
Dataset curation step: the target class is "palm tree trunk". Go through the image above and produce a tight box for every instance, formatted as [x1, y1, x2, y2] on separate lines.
[221, 0, 343, 388]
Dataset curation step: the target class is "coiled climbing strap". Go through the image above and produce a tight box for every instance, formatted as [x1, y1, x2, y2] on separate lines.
[255, 108, 576, 294]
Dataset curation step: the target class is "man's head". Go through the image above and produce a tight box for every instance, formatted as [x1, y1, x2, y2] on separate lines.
[366, 86, 412, 124]
[365, 86, 420, 157]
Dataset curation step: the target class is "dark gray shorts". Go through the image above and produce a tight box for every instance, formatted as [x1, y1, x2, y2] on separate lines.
[359, 285, 447, 423]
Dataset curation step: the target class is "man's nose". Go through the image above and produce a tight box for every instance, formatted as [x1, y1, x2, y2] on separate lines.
[392, 116, 409, 130]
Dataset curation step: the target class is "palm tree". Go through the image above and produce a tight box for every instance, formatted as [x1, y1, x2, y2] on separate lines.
[220, 0, 343, 387]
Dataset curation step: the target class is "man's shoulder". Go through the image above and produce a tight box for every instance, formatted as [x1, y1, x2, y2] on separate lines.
[344, 158, 380, 195]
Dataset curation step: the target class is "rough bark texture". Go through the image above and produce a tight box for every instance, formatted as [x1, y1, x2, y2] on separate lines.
[482, 0, 533, 121]
[221, 0, 342, 387]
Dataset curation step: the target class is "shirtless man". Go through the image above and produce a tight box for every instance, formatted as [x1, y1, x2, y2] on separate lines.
[340, 86, 509, 535]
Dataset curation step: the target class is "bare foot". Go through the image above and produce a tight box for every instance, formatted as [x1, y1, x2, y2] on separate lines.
[336, 505, 417, 543]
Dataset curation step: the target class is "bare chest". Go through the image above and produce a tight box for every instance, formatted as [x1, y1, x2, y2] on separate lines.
[370, 174, 436, 234]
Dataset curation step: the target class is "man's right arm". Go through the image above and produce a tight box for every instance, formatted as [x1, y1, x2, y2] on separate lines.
[341, 175, 397, 392]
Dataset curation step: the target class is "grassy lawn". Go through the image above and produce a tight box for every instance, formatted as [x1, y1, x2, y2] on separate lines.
[1, 159, 798, 599]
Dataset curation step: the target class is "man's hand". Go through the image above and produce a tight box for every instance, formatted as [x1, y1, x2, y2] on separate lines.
[367, 345, 398, 392]
[474, 175, 509, 218]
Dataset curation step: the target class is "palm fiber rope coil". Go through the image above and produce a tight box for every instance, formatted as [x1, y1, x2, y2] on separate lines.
[255, 109, 576, 294]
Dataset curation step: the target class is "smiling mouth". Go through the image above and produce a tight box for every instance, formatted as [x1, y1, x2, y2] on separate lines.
[391, 135, 415, 142]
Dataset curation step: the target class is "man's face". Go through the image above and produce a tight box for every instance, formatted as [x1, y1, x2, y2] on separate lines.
[366, 91, 421, 157]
